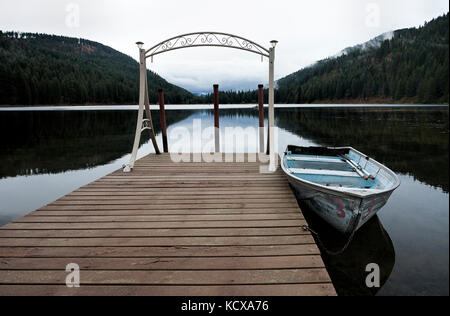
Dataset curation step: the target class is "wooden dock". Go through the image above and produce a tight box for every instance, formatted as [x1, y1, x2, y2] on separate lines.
[0, 153, 336, 296]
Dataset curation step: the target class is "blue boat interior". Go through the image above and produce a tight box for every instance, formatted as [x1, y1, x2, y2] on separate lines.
[283, 143, 391, 191]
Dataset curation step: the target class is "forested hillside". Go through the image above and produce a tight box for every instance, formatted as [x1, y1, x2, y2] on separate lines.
[0, 32, 198, 105]
[276, 13, 449, 104]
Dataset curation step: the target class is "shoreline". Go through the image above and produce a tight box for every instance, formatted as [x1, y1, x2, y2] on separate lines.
[1, 101, 449, 108]
[1, 104, 448, 112]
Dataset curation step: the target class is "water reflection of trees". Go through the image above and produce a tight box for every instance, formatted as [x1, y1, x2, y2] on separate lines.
[0, 110, 193, 178]
[1, 107, 447, 193]
[275, 107, 449, 193]
[201, 107, 261, 120]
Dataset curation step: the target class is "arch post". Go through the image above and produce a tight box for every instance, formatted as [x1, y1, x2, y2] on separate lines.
[267, 44, 277, 171]
[123, 43, 160, 173]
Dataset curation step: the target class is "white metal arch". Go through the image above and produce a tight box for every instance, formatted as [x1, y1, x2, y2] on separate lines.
[123, 32, 277, 172]
[145, 32, 270, 58]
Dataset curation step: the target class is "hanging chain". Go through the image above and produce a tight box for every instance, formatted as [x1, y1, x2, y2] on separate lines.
[301, 225, 357, 256]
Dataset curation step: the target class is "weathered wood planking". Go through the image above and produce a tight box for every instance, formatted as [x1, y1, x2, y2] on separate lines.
[0, 153, 336, 296]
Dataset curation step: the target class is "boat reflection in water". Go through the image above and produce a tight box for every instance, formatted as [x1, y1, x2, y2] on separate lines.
[299, 201, 396, 296]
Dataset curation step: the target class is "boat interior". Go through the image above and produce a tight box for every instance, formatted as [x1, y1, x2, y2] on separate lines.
[284, 146, 391, 190]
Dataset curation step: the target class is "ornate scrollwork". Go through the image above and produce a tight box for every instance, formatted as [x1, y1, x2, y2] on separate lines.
[145, 32, 270, 58]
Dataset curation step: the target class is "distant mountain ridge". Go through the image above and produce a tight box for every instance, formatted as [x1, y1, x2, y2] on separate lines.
[275, 13, 449, 104]
[0, 32, 199, 105]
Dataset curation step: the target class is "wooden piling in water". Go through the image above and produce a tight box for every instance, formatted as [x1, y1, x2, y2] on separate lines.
[213, 84, 220, 152]
[158, 89, 168, 153]
[258, 84, 265, 153]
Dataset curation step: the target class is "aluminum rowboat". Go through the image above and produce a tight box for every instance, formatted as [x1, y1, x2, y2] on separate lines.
[281, 145, 400, 234]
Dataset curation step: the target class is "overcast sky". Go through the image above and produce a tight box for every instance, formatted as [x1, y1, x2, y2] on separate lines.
[1, 0, 448, 93]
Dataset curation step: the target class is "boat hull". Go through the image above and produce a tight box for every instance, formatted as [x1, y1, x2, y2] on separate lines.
[287, 176, 394, 234]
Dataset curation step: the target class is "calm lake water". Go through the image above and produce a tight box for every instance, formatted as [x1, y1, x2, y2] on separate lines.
[0, 105, 448, 296]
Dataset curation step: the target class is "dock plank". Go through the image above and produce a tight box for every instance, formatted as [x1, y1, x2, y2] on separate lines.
[0, 256, 325, 270]
[0, 227, 308, 238]
[0, 269, 331, 284]
[0, 284, 336, 296]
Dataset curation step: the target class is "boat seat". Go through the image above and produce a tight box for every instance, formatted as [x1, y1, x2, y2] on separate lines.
[286, 156, 344, 163]
[288, 168, 360, 178]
